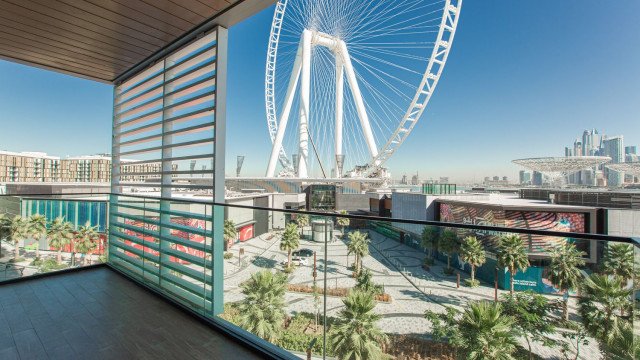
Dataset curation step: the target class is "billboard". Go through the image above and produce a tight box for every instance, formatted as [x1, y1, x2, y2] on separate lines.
[439, 201, 591, 294]
[439, 202, 587, 255]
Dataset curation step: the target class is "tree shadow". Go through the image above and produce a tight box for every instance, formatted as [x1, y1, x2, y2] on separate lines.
[252, 256, 277, 269]
[399, 288, 464, 307]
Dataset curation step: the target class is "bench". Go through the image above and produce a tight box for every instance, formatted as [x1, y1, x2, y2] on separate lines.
[0, 263, 26, 277]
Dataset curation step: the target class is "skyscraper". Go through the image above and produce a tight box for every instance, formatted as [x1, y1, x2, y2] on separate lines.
[625, 146, 637, 155]
[582, 129, 601, 156]
[564, 147, 573, 157]
[532, 171, 543, 186]
[519, 170, 531, 185]
[573, 139, 582, 157]
[602, 135, 624, 186]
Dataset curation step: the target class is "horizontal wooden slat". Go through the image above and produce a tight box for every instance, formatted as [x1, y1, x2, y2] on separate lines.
[0, 0, 245, 82]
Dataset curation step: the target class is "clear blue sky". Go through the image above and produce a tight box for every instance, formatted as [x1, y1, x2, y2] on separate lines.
[0, 1, 638, 183]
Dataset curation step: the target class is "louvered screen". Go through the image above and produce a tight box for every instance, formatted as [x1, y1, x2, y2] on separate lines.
[109, 28, 227, 315]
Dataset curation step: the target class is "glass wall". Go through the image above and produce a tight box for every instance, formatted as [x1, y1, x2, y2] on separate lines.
[0, 194, 107, 282]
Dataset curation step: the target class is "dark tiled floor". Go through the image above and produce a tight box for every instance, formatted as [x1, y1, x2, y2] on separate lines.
[0, 267, 263, 359]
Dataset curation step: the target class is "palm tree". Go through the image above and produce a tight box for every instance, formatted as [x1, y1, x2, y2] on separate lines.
[223, 219, 238, 250]
[439, 229, 459, 274]
[421, 226, 439, 261]
[460, 236, 486, 286]
[329, 290, 389, 360]
[0, 214, 10, 256]
[237, 270, 287, 342]
[578, 274, 632, 349]
[296, 214, 310, 236]
[75, 221, 99, 266]
[47, 217, 74, 264]
[548, 242, 585, 321]
[347, 231, 370, 275]
[496, 234, 529, 294]
[8, 216, 29, 260]
[336, 210, 350, 237]
[27, 214, 47, 259]
[601, 243, 635, 283]
[459, 301, 517, 360]
[280, 223, 300, 269]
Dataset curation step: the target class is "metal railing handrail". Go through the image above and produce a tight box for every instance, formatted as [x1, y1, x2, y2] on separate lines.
[1, 192, 638, 245]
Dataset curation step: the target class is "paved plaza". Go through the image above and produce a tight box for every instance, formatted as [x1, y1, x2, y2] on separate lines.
[222, 227, 602, 360]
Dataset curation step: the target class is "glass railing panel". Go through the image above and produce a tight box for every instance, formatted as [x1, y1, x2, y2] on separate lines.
[0, 193, 109, 282]
[215, 206, 330, 357]
[212, 205, 639, 360]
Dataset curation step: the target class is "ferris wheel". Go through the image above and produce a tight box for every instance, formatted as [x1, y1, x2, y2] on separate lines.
[265, 0, 462, 178]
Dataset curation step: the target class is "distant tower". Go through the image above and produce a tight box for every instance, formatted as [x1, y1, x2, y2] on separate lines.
[602, 135, 624, 186]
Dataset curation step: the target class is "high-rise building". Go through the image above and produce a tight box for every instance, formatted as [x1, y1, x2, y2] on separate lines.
[532, 171, 543, 186]
[573, 139, 582, 157]
[564, 147, 573, 157]
[602, 135, 624, 186]
[582, 129, 601, 156]
[625, 146, 637, 155]
[519, 170, 531, 185]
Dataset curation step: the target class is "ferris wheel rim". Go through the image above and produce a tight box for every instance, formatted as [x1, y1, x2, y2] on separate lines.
[264, 0, 463, 176]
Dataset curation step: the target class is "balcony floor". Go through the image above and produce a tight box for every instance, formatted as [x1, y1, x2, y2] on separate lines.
[0, 267, 263, 359]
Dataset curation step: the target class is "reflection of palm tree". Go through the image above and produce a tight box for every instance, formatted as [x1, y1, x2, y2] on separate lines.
[439, 229, 458, 272]
[496, 235, 529, 294]
[280, 223, 300, 269]
[548, 243, 585, 321]
[602, 321, 639, 360]
[28, 214, 47, 259]
[460, 236, 486, 285]
[347, 231, 370, 275]
[223, 220, 238, 249]
[0, 214, 10, 255]
[578, 274, 632, 349]
[602, 243, 635, 284]
[460, 301, 517, 360]
[75, 222, 99, 266]
[9, 216, 29, 260]
[237, 270, 287, 343]
[329, 290, 389, 360]
[336, 210, 350, 237]
[296, 214, 309, 236]
[421, 226, 439, 260]
[47, 217, 74, 264]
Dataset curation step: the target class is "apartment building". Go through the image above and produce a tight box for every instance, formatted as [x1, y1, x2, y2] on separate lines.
[60, 155, 112, 182]
[0, 151, 61, 182]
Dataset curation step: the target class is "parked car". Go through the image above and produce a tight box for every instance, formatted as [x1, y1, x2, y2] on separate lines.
[292, 248, 314, 257]
[291, 256, 309, 266]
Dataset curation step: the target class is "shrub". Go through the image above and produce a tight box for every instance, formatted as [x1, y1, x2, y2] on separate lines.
[465, 279, 480, 287]
[223, 252, 233, 260]
[37, 258, 68, 273]
[423, 257, 434, 266]
[443, 267, 455, 276]
[286, 284, 392, 303]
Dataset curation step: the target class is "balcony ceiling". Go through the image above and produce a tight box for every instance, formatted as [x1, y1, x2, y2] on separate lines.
[0, 0, 273, 83]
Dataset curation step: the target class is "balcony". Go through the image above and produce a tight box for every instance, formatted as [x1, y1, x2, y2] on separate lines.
[1, 192, 638, 359]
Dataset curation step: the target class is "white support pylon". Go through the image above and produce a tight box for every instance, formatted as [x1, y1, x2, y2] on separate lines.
[266, 29, 377, 178]
[265, 39, 304, 177]
[338, 41, 378, 159]
[335, 55, 344, 175]
[297, 29, 312, 178]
